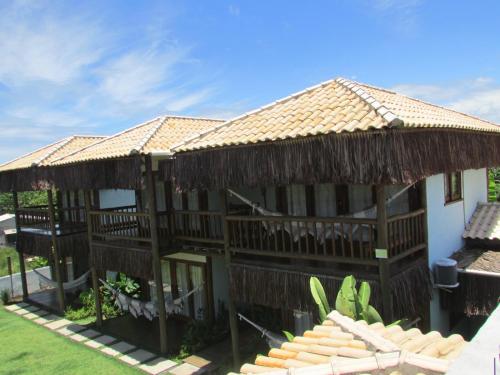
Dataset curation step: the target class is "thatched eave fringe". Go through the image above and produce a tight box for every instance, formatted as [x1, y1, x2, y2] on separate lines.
[229, 260, 431, 320]
[0, 156, 143, 192]
[159, 129, 500, 190]
[90, 243, 153, 280]
[449, 272, 500, 316]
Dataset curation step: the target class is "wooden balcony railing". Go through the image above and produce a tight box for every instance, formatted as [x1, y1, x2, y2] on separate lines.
[226, 215, 378, 264]
[17, 205, 87, 233]
[17, 207, 51, 231]
[89, 209, 151, 243]
[170, 210, 224, 244]
[388, 208, 426, 260]
[85, 206, 427, 263]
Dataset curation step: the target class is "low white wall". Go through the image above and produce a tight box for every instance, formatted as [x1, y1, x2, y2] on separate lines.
[211, 255, 229, 314]
[0, 266, 51, 297]
[99, 189, 136, 209]
[426, 168, 487, 333]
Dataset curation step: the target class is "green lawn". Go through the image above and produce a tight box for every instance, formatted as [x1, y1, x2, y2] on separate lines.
[0, 305, 141, 375]
[0, 247, 21, 277]
[0, 247, 48, 277]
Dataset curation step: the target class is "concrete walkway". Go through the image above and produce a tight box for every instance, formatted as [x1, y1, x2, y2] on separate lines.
[4, 302, 208, 375]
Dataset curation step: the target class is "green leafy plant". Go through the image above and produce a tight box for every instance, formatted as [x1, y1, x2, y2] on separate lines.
[27, 257, 48, 269]
[105, 273, 141, 298]
[282, 330, 295, 342]
[310, 275, 387, 324]
[1, 289, 9, 305]
[310, 276, 330, 321]
[335, 275, 383, 324]
[179, 302, 229, 358]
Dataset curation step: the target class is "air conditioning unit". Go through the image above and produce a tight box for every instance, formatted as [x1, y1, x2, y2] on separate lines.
[434, 258, 459, 288]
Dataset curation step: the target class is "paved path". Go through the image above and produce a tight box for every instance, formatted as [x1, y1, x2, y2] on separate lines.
[0, 266, 51, 297]
[4, 303, 208, 375]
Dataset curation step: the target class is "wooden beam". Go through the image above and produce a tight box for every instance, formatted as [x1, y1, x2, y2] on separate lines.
[13, 191, 28, 299]
[84, 190, 102, 327]
[145, 155, 168, 354]
[220, 189, 240, 369]
[47, 189, 65, 312]
[376, 185, 392, 323]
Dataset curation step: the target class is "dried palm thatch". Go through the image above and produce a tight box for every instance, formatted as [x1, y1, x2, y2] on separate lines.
[160, 129, 500, 190]
[449, 249, 500, 316]
[229, 259, 431, 320]
[16, 232, 89, 259]
[0, 156, 143, 192]
[90, 243, 153, 280]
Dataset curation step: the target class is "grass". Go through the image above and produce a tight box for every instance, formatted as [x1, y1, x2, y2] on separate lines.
[0, 247, 21, 277]
[0, 304, 141, 375]
[0, 247, 48, 277]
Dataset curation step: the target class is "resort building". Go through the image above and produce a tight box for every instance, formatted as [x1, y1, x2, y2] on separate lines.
[0, 77, 498, 371]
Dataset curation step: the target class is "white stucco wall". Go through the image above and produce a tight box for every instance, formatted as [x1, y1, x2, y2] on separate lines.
[99, 189, 136, 209]
[211, 255, 229, 314]
[426, 168, 487, 333]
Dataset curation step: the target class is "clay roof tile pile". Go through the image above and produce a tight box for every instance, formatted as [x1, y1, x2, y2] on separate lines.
[238, 311, 467, 375]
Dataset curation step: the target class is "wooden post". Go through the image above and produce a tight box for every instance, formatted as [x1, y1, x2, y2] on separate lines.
[47, 189, 65, 312]
[84, 190, 102, 327]
[376, 185, 392, 323]
[145, 155, 168, 354]
[220, 190, 240, 369]
[13, 191, 28, 299]
[419, 180, 431, 331]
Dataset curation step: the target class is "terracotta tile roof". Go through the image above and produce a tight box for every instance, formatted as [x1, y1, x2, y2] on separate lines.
[463, 202, 500, 240]
[451, 249, 500, 274]
[0, 135, 105, 172]
[239, 311, 467, 375]
[173, 77, 500, 152]
[52, 116, 224, 165]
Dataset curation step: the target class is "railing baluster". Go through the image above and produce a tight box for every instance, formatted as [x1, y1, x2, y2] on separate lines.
[313, 219, 318, 255]
[321, 221, 326, 256]
[340, 222, 345, 257]
[331, 222, 336, 257]
[304, 221, 310, 255]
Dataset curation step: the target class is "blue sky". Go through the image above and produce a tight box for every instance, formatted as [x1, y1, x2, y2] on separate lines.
[1, 0, 500, 162]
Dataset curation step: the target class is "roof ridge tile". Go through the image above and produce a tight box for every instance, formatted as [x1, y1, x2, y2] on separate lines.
[32, 136, 75, 166]
[130, 116, 167, 155]
[335, 77, 403, 127]
[50, 117, 162, 164]
[171, 78, 338, 151]
[0, 137, 70, 170]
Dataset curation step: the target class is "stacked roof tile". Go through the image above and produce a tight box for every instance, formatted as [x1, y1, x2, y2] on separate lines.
[238, 311, 467, 375]
[173, 77, 500, 152]
[0, 135, 105, 172]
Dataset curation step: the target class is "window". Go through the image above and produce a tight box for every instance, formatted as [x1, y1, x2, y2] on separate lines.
[444, 172, 462, 204]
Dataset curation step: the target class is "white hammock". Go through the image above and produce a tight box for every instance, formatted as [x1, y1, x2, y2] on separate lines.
[227, 185, 413, 243]
[100, 279, 202, 321]
[33, 269, 90, 293]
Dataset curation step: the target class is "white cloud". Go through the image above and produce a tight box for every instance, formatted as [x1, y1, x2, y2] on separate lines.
[391, 77, 500, 123]
[0, 0, 220, 162]
[369, 0, 423, 34]
[228, 5, 240, 16]
[0, 2, 105, 85]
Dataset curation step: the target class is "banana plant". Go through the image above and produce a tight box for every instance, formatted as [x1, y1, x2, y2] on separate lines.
[310, 275, 385, 324]
[309, 276, 330, 321]
[335, 275, 383, 324]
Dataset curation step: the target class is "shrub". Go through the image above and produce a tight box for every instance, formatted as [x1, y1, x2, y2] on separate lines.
[1, 289, 9, 305]
[27, 257, 48, 269]
[179, 302, 229, 358]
